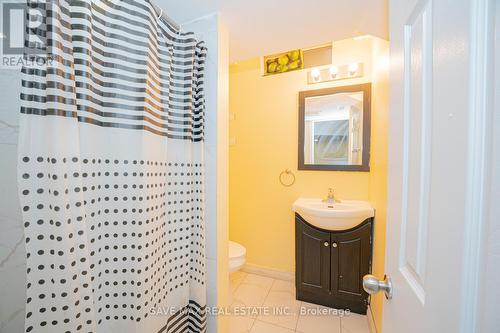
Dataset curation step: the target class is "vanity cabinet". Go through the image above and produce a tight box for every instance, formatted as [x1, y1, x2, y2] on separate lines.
[295, 213, 373, 314]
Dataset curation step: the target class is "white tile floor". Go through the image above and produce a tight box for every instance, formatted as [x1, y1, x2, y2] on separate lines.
[229, 272, 371, 333]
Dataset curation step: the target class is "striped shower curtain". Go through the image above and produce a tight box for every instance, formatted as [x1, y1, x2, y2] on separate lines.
[18, 0, 207, 332]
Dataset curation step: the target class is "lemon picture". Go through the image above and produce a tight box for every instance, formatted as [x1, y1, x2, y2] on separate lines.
[264, 49, 302, 75]
[278, 55, 289, 65]
[267, 62, 278, 73]
[289, 50, 300, 61]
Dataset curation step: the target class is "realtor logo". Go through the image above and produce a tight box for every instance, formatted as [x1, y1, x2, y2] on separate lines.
[1, 0, 52, 68]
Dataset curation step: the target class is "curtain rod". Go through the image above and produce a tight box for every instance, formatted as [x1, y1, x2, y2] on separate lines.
[151, 3, 180, 31]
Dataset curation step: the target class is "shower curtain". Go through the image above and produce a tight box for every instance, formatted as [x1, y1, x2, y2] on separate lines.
[18, 0, 207, 332]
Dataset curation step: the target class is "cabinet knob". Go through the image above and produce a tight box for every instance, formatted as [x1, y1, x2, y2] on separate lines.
[332, 242, 338, 248]
[324, 241, 329, 247]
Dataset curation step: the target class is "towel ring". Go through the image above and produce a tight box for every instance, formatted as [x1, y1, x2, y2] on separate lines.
[279, 169, 295, 187]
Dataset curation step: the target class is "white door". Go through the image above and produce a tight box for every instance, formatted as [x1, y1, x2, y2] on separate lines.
[367, 0, 494, 332]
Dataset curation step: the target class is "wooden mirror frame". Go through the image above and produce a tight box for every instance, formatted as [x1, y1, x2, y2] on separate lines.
[298, 83, 371, 171]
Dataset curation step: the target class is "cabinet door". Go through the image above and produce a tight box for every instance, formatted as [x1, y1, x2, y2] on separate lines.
[296, 216, 331, 294]
[331, 222, 372, 301]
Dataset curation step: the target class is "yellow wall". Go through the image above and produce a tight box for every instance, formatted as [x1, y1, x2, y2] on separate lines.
[229, 37, 389, 331]
[366, 38, 389, 332]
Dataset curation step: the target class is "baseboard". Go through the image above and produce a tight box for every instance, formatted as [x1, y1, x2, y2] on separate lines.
[242, 263, 294, 281]
[367, 305, 378, 333]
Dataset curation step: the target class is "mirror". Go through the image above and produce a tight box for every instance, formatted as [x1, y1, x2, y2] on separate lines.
[298, 83, 371, 171]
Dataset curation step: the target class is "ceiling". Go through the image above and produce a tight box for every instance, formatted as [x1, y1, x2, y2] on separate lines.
[159, 0, 388, 63]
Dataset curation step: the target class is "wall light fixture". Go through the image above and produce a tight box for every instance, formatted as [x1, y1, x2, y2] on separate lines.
[307, 62, 364, 84]
[348, 63, 360, 76]
[311, 68, 321, 82]
[329, 66, 339, 78]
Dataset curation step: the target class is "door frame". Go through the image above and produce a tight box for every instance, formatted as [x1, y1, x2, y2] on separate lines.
[458, 0, 496, 331]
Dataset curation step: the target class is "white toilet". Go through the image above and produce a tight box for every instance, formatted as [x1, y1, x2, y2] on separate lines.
[229, 241, 246, 273]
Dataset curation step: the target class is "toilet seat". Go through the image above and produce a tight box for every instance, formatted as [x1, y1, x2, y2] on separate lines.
[229, 241, 246, 273]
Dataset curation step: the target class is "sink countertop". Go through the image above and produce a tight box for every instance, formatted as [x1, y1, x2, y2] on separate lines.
[292, 197, 374, 231]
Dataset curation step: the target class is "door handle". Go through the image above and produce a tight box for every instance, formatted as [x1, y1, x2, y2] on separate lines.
[362, 274, 393, 300]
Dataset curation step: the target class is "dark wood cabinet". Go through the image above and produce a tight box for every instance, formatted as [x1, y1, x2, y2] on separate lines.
[296, 219, 331, 294]
[295, 213, 373, 314]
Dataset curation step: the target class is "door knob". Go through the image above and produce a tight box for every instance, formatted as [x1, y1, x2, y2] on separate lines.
[363, 274, 393, 300]
[324, 241, 329, 247]
[332, 242, 338, 248]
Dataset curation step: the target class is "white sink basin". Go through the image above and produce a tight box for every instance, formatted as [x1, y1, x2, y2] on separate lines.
[292, 198, 374, 231]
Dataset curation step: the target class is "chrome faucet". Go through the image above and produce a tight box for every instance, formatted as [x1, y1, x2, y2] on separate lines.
[323, 188, 338, 204]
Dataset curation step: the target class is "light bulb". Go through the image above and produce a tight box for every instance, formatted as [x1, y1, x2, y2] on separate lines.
[311, 68, 321, 81]
[348, 63, 359, 75]
[329, 66, 339, 78]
